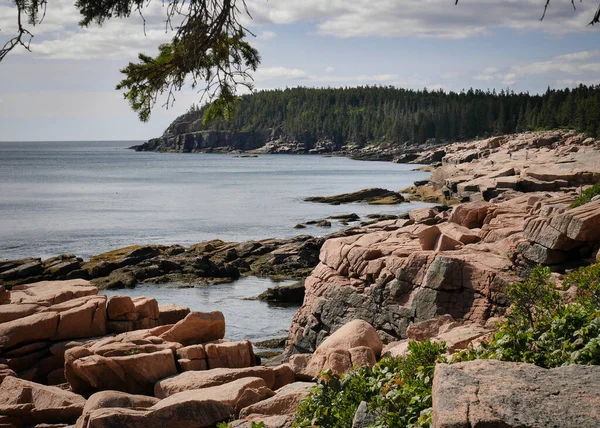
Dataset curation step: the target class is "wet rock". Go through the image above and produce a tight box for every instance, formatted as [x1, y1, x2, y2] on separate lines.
[305, 188, 405, 205]
[257, 281, 305, 304]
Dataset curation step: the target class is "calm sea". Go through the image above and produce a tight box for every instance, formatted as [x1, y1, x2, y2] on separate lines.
[0, 140, 432, 341]
[0, 140, 431, 260]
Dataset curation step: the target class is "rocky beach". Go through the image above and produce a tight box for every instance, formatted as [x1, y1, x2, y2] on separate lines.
[1, 129, 600, 427]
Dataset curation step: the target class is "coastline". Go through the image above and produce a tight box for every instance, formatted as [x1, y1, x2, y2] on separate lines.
[0, 129, 599, 426]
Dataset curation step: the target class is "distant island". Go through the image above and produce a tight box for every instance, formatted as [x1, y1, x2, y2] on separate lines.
[131, 85, 600, 157]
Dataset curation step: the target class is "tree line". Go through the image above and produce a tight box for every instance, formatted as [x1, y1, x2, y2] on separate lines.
[172, 85, 600, 146]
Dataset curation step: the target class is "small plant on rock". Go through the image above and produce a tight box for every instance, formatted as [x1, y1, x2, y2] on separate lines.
[569, 181, 600, 208]
[293, 340, 446, 428]
[453, 265, 600, 368]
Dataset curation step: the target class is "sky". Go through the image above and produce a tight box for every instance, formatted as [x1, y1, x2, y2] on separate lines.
[1, 0, 600, 141]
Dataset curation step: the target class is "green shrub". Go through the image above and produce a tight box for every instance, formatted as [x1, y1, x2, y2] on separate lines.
[563, 261, 600, 308]
[293, 340, 446, 428]
[453, 265, 600, 367]
[569, 181, 600, 208]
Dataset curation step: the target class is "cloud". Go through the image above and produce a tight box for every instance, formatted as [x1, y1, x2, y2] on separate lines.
[325, 66, 335, 73]
[255, 66, 309, 79]
[247, 0, 596, 39]
[258, 30, 277, 41]
[1, 0, 597, 64]
[470, 49, 600, 89]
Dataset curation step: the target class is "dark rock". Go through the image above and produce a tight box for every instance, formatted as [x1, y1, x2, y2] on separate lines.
[257, 281, 305, 304]
[315, 220, 332, 228]
[43, 254, 82, 277]
[92, 269, 137, 290]
[328, 213, 360, 222]
[254, 338, 287, 349]
[0, 259, 43, 282]
[305, 188, 405, 205]
[294, 224, 306, 229]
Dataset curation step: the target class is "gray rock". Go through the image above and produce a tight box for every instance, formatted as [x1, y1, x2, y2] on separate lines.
[432, 360, 600, 428]
[352, 401, 377, 428]
[0, 260, 43, 281]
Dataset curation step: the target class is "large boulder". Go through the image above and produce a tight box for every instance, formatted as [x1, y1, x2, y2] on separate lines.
[158, 304, 190, 325]
[44, 295, 107, 340]
[155, 366, 278, 399]
[9, 279, 97, 305]
[0, 312, 59, 350]
[84, 378, 272, 428]
[0, 375, 86, 425]
[76, 391, 159, 428]
[432, 360, 600, 428]
[205, 340, 255, 369]
[315, 320, 383, 358]
[65, 332, 179, 395]
[238, 381, 314, 419]
[449, 202, 490, 229]
[160, 311, 226, 346]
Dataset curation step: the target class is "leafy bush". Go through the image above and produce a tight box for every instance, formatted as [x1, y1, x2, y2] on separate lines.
[293, 340, 446, 428]
[569, 181, 600, 208]
[564, 261, 600, 309]
[453, 265, 600, 367]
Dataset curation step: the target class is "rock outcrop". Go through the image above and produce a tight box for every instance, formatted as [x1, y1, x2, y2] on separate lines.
[305, 188, 405, 205]
[1, 235, 325, 289]
[432, 360, 600, 428]
[286, 183, 600, 356]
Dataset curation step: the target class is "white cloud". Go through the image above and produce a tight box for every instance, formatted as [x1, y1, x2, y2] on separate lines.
[1, 0, 596, 64]
[325, 66, 335, 73]
[247, 0, 596, 39]
[258, 30, 277, 41]
[255, 66, 309, 79]
[470, 48, 600, 89]
[554, 51, 600, 62]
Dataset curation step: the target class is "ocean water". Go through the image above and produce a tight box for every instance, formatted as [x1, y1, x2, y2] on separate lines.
[0, 140, 432, 260]
[101, 278, 300, 344]
[0, 140, 432, 341]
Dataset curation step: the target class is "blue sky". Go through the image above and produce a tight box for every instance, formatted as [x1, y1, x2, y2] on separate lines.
[1, 0, 600, 141]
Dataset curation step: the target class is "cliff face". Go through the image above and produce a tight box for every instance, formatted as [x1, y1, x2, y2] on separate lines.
[131, 130, 270, 153]
[131, 128, 342, 154]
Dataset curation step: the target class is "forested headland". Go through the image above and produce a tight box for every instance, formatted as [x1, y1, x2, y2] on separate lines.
[163, 85, 600, 147]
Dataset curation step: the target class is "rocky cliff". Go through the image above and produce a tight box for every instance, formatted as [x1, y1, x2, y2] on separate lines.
[285, 130, 600, 355]
[131, 127, 342, 154]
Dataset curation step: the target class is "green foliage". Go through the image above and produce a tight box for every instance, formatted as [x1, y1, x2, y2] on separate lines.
[564, 261, 600, 309]
[569, 181, 600, 208]
[171, 85, 600, 146]
[293, 340, 446, 428]
[453, 265, 600, 368]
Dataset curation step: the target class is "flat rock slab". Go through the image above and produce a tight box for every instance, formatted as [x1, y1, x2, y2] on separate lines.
[432, 360, 600, 428]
